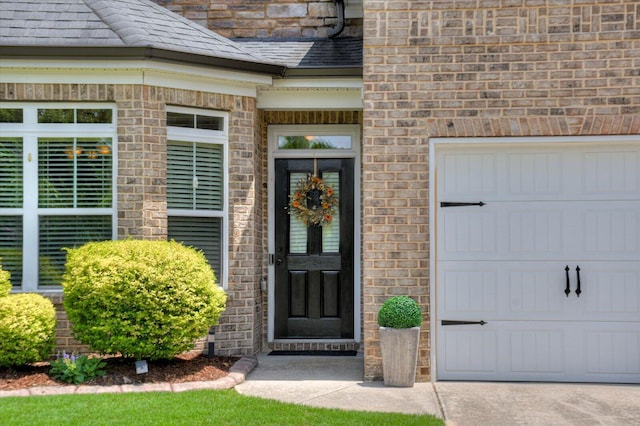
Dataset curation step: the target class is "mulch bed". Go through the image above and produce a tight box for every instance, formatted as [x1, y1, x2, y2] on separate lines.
[0, 353, 238, 391]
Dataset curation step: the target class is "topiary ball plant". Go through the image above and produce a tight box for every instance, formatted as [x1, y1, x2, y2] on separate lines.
[0, 293, 57, 367]
[377, 296, 423, 329]
[62, 239, 227, 361]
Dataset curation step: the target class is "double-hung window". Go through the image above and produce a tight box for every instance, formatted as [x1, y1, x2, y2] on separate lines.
[166, 107, 228, 288]
[0, 104, 117, 290]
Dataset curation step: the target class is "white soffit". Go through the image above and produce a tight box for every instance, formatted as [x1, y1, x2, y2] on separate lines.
[257, 78, 363, 110]
[0, 59, 273, 98]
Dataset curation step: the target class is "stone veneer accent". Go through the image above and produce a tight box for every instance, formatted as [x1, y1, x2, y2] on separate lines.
[362, 1, 640, 382]
[151, 0, 362, 38]
[0, 82, 263, 357]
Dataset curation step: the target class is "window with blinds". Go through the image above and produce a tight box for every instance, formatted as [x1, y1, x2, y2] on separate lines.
[39, 216, 112, 286]
[0, 104, 116, 290]
[167, 142, 222, 210]
[168, 217, 222, 281]
[166, 107, 227, 286]
[38, 138, 113, 208]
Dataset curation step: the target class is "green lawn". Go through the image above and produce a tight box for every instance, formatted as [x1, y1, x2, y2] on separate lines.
[0, 389, 444, 426]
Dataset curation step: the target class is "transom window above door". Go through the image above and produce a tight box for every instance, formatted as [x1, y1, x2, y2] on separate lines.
[278, 135, 352, 150]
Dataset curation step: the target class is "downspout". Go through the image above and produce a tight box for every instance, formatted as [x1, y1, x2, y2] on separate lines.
[328, 0, 345, 38]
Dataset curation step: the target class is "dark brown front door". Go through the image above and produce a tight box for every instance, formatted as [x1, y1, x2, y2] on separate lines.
[274, 158, 354, 339]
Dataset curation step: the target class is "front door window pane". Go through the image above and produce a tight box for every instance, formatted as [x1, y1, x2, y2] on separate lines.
[289, 172, 308, 254]
[322, 172, 340, 253]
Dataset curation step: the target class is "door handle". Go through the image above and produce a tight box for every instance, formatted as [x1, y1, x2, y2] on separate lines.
[564, 265, 571, 297]
[575, 265, 582, 297]
[276, 258, 283, 265]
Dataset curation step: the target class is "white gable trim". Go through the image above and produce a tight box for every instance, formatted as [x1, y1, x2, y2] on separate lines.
[0, 59, 273, 98]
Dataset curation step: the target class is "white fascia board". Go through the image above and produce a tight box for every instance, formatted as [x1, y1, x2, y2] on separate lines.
[0, 59, 272, 98]
[271, 77, 362, 89]
[257, 78, 363, 110]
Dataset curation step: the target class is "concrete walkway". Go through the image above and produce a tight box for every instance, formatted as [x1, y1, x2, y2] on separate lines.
[2, 352, 638, 425]
[235, 352, 640, 426]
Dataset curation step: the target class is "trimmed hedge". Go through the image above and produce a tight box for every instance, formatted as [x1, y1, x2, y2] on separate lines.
[377, 296, 423, 329]
[62, 240, 227, 360]
[0, 294, 57, 367]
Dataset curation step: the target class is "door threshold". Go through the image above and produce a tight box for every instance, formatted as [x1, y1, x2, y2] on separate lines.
[272, 339, 358, 344]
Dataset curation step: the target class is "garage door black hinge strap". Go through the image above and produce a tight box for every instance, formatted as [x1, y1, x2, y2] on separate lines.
[440, 201, 485, 207]
[441, 320, 487, 326]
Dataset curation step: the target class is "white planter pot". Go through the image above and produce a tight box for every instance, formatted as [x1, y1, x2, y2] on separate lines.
[379, 326, 420, 387]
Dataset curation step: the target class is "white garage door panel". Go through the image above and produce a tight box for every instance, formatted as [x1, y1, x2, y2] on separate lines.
[439, 322, 640, 383]
[439, 201, 640, 261]
[438, 261, 639, 322]
[439, 144, 640, 202]
[436, 139, 640, 383]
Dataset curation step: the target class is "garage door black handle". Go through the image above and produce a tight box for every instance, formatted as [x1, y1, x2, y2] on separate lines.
[564, 265, 571, 297]
[575, 266, 581, 297]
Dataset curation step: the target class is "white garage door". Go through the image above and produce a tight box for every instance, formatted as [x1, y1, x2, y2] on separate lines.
[435, 139, 640, 383]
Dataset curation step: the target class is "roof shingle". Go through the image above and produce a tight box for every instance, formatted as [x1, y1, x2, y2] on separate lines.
[0, 0, 280, 66]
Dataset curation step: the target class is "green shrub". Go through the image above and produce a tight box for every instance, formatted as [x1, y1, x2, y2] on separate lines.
[377, 296, 423, 329]
[0, 294, 57, 367]
[0, 260, 11, 297]
[62, 239, 227, 360]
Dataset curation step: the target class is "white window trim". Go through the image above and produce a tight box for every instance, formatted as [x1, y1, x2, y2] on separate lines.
[267, 124, 361, 343]
[166, 106, 229, 289]
[0, 102, 118, 292]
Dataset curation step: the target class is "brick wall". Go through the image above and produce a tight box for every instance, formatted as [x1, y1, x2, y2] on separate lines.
[152, 0, 362, 38]
[362, 1, 640, 381]
[0, 82, 262, 357]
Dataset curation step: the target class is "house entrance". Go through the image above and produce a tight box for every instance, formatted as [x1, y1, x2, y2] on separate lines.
[273, 157, 355, 339]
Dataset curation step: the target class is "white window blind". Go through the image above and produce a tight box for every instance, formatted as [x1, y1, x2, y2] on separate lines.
[39, 216, 112, 287]
[0, 215, 22, 287]
[0, 103, 117, 290]
[167, 142, 223, 210]
[0, 136, 25, 287]
[0, 138, 22, 208]
[38, 138, 113, 208]
[168, 216, 222, 281]
[166, 107, 227, 287]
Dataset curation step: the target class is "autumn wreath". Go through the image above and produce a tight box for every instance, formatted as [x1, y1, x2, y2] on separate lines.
[289, 174, 338, 226]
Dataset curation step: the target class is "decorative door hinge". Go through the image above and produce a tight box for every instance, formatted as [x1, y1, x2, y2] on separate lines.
[441, 320, 487, 326]
[440, 201, 485, 208]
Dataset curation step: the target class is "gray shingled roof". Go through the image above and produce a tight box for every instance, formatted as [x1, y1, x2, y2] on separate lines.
[0, 0, 286, 74]
[234, 37, 362, 75]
